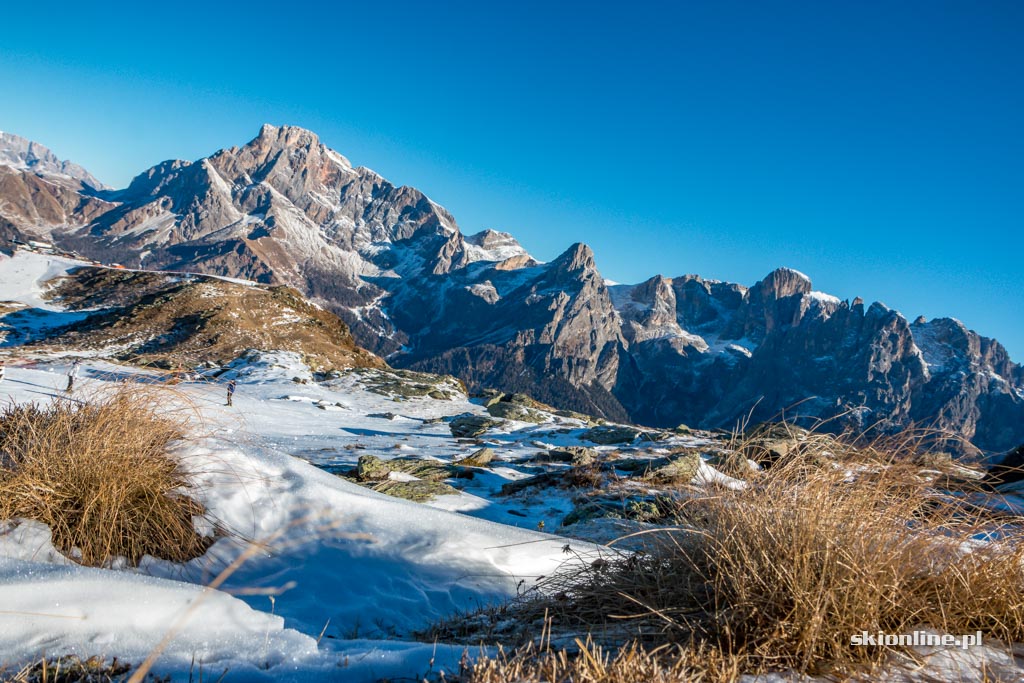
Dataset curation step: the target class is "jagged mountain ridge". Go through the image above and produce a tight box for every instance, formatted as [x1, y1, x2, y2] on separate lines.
[2, 124, 1022, 453]
[0, 132, 114, 246]
[0, 132, 108, 190]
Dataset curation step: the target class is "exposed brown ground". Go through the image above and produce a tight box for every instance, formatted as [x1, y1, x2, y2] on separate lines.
[39, 267, 384, 371]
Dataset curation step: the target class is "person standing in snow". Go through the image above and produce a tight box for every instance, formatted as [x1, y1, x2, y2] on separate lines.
[66, 359, 82, 393]
[226, 379, 236, 406]
[0, 360, 6, 384]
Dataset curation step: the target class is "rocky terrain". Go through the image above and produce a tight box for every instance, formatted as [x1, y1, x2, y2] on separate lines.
[0, 253, 382, 372]
[1, 126, 1021, 455]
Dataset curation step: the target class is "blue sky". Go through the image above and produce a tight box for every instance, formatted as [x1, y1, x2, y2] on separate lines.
[2, 1, 1022, 356]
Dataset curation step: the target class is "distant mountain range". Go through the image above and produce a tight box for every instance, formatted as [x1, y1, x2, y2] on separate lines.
[2, 125, 1021, 455]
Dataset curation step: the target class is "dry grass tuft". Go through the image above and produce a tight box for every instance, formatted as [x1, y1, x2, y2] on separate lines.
[451, 639, 744, 683]
[459, 428, 1024, 676]
[0, 386, 212, 567]
[0, 655, 157, 683]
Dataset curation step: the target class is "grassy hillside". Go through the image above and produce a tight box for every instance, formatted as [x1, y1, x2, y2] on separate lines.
[40, 266, 384, 372]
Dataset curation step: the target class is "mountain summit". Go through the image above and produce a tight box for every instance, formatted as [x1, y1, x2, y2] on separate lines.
[1, 125, 1021, 453]
[0, 132, 107, 189]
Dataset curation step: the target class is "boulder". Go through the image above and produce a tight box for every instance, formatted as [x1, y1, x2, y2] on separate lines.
[535, 446, 598, 467]
[450, 414, 503, 438]
[486, 401, 546, 423]
[647, 453, 702, 483]
[356, 455, 391, 481]
[371, 479, 460, 502]
[455, 447, 496, 467]
[583, 425, 649, 445]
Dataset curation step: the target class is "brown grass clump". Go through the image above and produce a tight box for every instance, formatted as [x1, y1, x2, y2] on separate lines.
[464, 430, 1024, 676]
[0, 387, 212, 567]
[0, 655, 144, 683]
[451, 639, 744, 683]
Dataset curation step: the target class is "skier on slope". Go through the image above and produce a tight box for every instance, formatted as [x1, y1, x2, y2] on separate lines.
[66, 359, 82, 393]
[226, 379, 237, 406]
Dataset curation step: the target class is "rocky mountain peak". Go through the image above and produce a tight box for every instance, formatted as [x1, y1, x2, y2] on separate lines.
[912, 317, 977, 366]
[752, 267, 813, 300]
[464, 229, 530, 263]
[866, 301, 894, 319]
[466, 229, 518, 249]
[553, 242, 598, 274]
[123, 159, 194, 198]
[255, 123, 323, 152]
[0, 131, 108, 190]
[209, 124, 353, 186]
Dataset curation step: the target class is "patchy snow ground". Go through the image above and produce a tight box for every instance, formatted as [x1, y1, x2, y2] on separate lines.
[0, 357, 604, 680]
[1, 251, 1022, 682]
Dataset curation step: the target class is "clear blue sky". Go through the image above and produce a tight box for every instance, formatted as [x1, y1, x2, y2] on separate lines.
[2, 1, 1022, 357]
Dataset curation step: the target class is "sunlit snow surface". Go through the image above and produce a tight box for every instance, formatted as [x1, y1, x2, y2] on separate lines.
[0, 251, 1021, 682]
[0, 356, 596, 681]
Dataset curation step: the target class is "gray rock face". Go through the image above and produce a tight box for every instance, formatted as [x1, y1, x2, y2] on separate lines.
[2, 125, 1022, 455]
[613, 271, 1024, 454]
[0, 165, 113, 243]
[449, 415, 502, 439]
[455, 447, 496, 467]
[542, 446, 598, 467]
[0, 132, 108, 190]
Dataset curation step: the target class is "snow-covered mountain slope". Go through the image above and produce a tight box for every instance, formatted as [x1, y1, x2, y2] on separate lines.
[0, 252, 741, 679]
[1, 127, 1022, 454]
[0, 357, 597, 679]
[608, 268, 1024, 454]
[1, 250, 1022, 681]
[0, 131, 108, 190]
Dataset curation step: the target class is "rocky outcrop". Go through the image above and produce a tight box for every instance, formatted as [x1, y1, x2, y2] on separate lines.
[612, 268, 1024, 454]
[0, 132, 108, 190]
[37, 266, 383, 371]
[0, 166, 113, 244]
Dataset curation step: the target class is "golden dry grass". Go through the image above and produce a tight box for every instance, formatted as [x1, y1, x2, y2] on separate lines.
[452, 428, 1024, 678]
[43, 268, 384, 372]
[0, 656, 139, 683]
[451, 639, 744, 683]
[0, 386, 212, 567]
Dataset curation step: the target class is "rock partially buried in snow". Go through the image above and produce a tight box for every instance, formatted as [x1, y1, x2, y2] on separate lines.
[449, 414, 503, 438]
[347, 456, 467, 502]
[583, 424, 661, 445]
[486, 401, 546, 423]
[455, 447, 496, 467]
[355, 368, 465, 401]
[533, 446, 598, 467]
[357, 454, 392, 481]
[354, 455, 460, 483]
[371, 479, 460, 503]
[647, 453, 702, 483]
